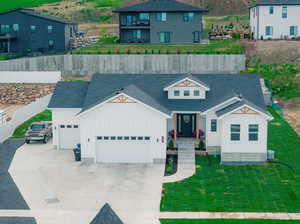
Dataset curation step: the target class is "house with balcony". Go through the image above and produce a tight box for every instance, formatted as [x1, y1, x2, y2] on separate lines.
[0, 8, 77, 54]
[48, 73, 273, 164]
[250, 0, 300, 39]
[113, 0, 208, 44]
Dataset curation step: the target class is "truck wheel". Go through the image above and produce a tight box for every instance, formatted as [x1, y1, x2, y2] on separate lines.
[25, 140, 30, 144]
[43, 137, 48, 144]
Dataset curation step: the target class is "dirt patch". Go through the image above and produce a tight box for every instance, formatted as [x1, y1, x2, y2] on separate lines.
[244, 40, 300, 65]
[279, 98, 300, 136]
[78, 23, 118, 36]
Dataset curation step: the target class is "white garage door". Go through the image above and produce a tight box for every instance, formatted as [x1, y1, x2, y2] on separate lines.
[59, 124, 80, 149]
[96, 136, 152, 163]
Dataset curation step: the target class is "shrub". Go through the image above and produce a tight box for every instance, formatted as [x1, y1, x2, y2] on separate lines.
[166, 158, 174, 174]
[198, 139, 205, 151]
[168, 139, 174, 149]
[231, 33, 241, 39]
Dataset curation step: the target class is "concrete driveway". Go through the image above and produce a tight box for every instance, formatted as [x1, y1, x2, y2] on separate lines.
[9, 141, 165, 224]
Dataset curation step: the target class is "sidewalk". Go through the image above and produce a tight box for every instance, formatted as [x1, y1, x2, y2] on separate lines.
[163, 139, 195, 183]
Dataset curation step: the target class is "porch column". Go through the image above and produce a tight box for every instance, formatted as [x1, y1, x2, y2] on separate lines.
[196, 113, 200, 139]
[173, 113, 177, 141]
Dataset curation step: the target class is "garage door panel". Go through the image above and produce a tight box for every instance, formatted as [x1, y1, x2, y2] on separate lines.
[96, 137, 151, 163]
[59, 125, 80, 149]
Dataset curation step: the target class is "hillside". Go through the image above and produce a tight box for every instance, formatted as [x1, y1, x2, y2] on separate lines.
[1, 0, 255, 19]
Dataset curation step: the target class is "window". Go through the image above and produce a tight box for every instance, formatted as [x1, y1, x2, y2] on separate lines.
[249, 124, 259, 141]
[67, 125, 72, 128]
[253, 8, 256, 17]
[49, 40, 54, 49]
[193, 31, 200, 43]
[211, 119, 217, 132]
[265, 26, 273, 36]
[0, 25, 9, 34]
[97, 136, 102, 140]
[159, 32, 171, 43]
[74, 125, 79, 128]
[183, 12, 194, 22]
[110, 136, 116, 140]
[60, 125, 65, 128]
[183, 90, 190, 96]
[156, 12, 167, 21]
[282, 6, 287, 18]
[269, 6, 274, 14]
[30, 25, 37, 32]
[104, 136, 109, 140]
[133, 30, 142, 39]
[138, 136, 143, 140]
[131, 136, 137, 140]
[13, 24, 19, 32]
[48, 25, 53, 33]
[174, 90, 180, 96]
[124, 136, 130, 140]
[117, 136, 123, 140]
[126, 15, 136, 25]
[145, 136, 151, 140]
[193, 90, 200, 96]
[290, 26, 298, 36]
[139, 13, 150, 20]
[230, 124, 240, 141]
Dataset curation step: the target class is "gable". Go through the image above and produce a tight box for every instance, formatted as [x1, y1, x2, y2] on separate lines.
[107, 95, 137, 104]
[231, 106, 260, 115]
[174, 79, 201, 88]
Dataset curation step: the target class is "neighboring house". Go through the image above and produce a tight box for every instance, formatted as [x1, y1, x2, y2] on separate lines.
[48, 74, 272, 164]
[0, 8, 77, 54]
[113, 0, 208, 44]
[250, 0, 300, 40]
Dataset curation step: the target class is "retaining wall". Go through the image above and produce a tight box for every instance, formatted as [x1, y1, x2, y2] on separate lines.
[0, 54, 246, 76]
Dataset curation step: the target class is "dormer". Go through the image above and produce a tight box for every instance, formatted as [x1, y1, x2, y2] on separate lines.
[163, 76, 210, 99]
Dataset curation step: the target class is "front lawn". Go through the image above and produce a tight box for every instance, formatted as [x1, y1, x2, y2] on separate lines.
[160, 107, 300, 212]
[12, 110, 52, 139]
[71, 40, 244, 55]
[160, 219, 300, 224]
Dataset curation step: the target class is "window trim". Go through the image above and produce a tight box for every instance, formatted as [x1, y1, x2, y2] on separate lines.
[265, 26, 273, 36]
[183, 90, 190, 96]
[282, 5, 287, 18]
[174, 90, 180, 96]
[156, 12, 167, 21]
[248, 124, 259, 141]
[211, 119, 217, 132]
[193, 90, 200, 96]
[290, 26, 298, 36]
[183, 12, 194, 22]
[269, 6, 274, 14]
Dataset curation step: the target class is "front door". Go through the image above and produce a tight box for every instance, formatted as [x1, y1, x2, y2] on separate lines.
[177, 114, 196, 137]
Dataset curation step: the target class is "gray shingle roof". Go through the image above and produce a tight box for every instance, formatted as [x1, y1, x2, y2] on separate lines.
[113, 0, 208, 12]
[90, 203, 123, 224]
[48, 82, 89, 108]
[49, 74, 267, 115]
[251, 0, 300, 7]
[15, 8, 77, 24]
[215, 97, 268, 117]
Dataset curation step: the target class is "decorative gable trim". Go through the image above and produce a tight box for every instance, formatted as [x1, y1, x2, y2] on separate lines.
[107, 94, 137, 104]
[232, 106, 260, 115]
[163, 77, 210, 91]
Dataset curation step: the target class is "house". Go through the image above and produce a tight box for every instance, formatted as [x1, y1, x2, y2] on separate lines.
[250, 0, 300, 40]
[113, 0, 208, 44]
[48, 74, 273, 164]
[0, 8, 77, 54]
[90, 203, 123, 224]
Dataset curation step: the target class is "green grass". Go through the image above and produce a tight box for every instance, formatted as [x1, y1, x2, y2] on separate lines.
[72, 40, 244, 55]
[0, 0, 62, 13]
[160, 107, 300, 212]
[246, 64, 300, 100]
[160, 220, 300, 224]
[12, 110, 52, 139]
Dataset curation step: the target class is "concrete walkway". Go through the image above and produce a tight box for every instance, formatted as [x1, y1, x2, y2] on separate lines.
[159, 212, 300, 220]
[163, 139, 195, 183]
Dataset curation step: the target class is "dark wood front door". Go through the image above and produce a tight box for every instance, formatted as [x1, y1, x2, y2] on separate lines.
[177, 114, 196, 137]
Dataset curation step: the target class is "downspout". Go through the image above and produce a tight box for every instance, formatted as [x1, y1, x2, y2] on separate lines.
[257, 6, 260, 39]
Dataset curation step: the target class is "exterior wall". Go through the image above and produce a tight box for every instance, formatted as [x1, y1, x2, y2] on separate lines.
[79, 102, 167, 162]
[0, 10, 72, 53]
[250, 5, 300, 39]
[220, 113, 268, 162]
[0, 54, 246, 75]
[51, 108, 81, 148]
[150, 12, 203, 44]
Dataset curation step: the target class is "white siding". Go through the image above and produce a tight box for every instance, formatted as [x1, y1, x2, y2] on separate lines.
[205, 111, 222, 147]
[51, 108, 81, 148]
[220, 113, 268, 154]
[79, 102, 167, 162]
[250, 5, 300, 39]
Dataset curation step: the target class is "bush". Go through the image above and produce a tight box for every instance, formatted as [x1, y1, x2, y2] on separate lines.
[198, 139, 205, 151]
[231, 33, 241, 39]
[166, 157, 174, 174]
[168, 139, 174, 149]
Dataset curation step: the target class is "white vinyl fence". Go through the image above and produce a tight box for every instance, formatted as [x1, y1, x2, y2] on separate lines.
[0, 94, 52, 143]
[0, 71, 61, 83]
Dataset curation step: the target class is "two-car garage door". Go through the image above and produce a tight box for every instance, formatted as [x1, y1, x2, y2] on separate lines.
[96, 136, 152, 163]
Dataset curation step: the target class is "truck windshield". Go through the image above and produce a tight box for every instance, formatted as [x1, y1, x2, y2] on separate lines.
[30, 124, 45, 130]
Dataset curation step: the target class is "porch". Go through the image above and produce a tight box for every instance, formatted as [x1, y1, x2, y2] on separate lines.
[0, 34, 16, 53]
